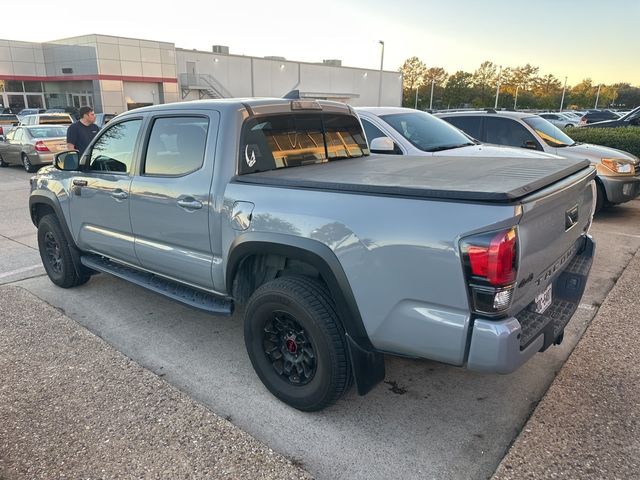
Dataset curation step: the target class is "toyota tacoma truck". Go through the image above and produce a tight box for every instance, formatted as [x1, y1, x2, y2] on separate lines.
[29, 98, 596, 411]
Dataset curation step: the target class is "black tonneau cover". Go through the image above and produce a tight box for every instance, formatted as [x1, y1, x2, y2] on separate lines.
[234, 154, 591, 202]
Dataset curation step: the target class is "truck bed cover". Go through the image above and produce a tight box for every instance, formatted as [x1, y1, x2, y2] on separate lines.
[234, 155, 591, 203]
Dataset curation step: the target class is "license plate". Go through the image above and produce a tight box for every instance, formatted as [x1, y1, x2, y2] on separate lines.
[533, 284, 553, 314]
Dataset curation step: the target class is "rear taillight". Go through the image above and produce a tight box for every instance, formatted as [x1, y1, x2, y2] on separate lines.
[0, 126, 3, 135]
[35, 141, 50, 152]
[460, 227, 518, 315]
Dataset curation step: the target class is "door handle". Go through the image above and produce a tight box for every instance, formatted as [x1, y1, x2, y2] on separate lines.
[72, 179, 87, 187]
[111, 190, 128, 200]
[177, 198, 203, 210]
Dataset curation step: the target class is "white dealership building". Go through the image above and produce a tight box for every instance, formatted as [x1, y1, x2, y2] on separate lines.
[0, 34, 402, 114]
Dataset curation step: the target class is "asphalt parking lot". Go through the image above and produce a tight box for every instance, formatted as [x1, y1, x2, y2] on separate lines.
[1, 164, 639, 479]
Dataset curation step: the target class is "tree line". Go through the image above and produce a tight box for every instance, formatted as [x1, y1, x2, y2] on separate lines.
[400, 57, 640, 111]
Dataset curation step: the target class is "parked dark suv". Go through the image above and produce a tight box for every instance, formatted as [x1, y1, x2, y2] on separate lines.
[578, 109, 620, 125]
[582, 106, 640, 128]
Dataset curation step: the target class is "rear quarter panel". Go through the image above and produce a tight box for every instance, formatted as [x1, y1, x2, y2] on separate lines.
[223, 182, 522, 364]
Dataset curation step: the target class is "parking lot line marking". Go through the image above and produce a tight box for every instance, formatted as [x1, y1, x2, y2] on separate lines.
[0, 264, 43, 279]
[590, 230, 640, 239]
[578, 303, 596, 311]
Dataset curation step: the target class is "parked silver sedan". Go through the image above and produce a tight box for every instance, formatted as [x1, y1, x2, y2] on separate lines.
[0, 125, 68, 172]
[538, 112, 580, 129]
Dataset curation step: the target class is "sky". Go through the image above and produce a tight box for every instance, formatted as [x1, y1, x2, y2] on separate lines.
[6, 0, 639, 86]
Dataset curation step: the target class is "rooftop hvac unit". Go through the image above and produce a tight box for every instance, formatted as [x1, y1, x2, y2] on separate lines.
[212, 45, 229, 54]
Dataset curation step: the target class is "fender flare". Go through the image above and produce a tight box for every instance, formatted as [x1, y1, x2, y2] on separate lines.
[227, 232, 385, 395]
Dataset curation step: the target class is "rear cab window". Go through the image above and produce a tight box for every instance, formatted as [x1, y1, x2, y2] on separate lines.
[239, 113, 368, 174]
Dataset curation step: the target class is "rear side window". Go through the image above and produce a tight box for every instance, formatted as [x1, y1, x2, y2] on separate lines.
[442, 116, 482, 140]
[239, 113, 368, 174]
[144, 117, 209, 176]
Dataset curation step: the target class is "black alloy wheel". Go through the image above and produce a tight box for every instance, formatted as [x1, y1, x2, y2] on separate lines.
[244, 275, 351, 411]
[37, 214, 90, 288]
[263, 310, 317, 386]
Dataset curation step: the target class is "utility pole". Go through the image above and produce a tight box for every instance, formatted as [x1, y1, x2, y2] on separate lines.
[594, 84, 601, 109]
[559, 76, 567, 111]
[414, 85, 419, 109]
[429, 78, 435, 110]
[377, 40, 385, 107]
[514, 85, 520, 110]
[494, 65, 502, 109]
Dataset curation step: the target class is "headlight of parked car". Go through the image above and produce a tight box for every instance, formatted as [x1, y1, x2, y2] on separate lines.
[600, 158, 634, 175]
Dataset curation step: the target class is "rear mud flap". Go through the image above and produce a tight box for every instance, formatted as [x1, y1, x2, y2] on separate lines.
[346, 334, 385, 396]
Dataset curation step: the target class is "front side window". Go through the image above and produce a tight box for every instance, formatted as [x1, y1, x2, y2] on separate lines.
[484, 117, 541, 150]
[144, 116, 209, 176]
[522, 116, 574, 148]
[380, 111, 474, 152]
[239, 113, 368, 174]
[88, 119, 142, 173]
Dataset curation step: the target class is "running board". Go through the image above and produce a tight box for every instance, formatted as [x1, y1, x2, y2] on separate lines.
[80, 255, 233, 316]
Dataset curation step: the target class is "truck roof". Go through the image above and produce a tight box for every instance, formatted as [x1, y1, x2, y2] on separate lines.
[126, 98, 354, 116]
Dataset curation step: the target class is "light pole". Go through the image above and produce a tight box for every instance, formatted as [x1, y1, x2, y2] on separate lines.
[429, 78, 435, 110]
[494, 65, 502, 109]
[414, 84, 419, 109]
[559, 76, 567, 111]
[377, 40, 385, 107]
[514, 85, 520, 110]
[594, 83, 601, 109]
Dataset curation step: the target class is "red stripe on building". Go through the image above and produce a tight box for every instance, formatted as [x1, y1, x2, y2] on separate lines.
[0, 74, 178, 83]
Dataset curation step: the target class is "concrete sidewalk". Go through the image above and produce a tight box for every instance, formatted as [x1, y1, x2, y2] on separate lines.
[493, 249, 640, 479]
[0, 285, 311, 479]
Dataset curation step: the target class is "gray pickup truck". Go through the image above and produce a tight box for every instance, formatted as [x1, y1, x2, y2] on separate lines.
[29, 98, 596, 411]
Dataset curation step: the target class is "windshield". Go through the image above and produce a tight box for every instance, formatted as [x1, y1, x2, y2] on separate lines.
[523, 116, 575, 148]
[379, 111, 474, 152]
[29, 126, 68, 138]
[621, 106, 640, 121]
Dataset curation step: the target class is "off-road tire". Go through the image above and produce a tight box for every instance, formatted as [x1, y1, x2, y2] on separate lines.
[37, 214, 90, 288]
[244, 275, 351, 411]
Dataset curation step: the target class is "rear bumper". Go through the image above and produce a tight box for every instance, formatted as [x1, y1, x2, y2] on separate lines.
[600, 175, 640, 204]
[466, 235, 595, 374]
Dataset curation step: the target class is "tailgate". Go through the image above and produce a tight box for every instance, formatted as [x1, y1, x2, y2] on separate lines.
[510, 166, 596, 314]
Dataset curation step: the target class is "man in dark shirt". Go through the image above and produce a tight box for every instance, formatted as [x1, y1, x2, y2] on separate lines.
[66, 106, 99, 154]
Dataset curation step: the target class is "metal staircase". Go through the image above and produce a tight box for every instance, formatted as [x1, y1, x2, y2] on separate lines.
[179, 73, 233, 100]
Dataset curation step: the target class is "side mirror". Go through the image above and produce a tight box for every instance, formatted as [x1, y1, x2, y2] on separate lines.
[370, 137, 397, 153]
[523, 140, 539, 150]
[54, 150, 80, 170]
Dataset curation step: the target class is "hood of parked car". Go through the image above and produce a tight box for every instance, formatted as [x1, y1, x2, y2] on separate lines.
[559, 143, 639, 164]
[437, 144, 563, 160]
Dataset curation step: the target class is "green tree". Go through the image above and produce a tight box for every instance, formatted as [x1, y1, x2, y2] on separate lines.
[399, 57, 427, 107]
[472, 61, 498, 106]
[443, 71, 474, 108]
